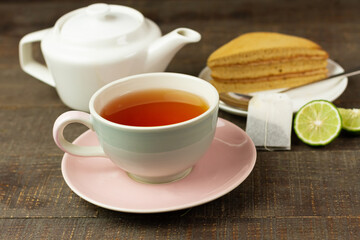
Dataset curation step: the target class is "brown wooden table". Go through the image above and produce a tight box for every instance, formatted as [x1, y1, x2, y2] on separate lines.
[1, 0, 359, 239]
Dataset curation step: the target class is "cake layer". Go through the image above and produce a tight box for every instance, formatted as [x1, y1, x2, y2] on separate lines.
[207, 32, 328, 67]
[210, 58, 328, 80]
[211, 71, 328, 93]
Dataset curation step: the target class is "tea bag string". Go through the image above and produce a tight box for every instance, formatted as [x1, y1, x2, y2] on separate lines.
[263, 101, 273, 152]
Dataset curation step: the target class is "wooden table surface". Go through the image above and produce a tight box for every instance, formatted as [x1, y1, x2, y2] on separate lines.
[1, 0, 360, 239]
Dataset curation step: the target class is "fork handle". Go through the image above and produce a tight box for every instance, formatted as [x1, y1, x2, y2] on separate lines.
[281, 67, 360, 93]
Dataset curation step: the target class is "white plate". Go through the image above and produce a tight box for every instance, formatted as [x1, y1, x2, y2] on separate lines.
[199, 59, 348, 116]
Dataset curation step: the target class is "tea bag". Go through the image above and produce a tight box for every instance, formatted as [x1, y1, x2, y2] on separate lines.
[245, 93, 293, 150]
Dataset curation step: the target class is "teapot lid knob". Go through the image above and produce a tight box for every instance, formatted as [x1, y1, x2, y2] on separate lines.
[86, 3, 110, 18]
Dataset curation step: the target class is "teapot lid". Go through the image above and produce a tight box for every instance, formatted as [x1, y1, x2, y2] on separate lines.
[56, 3, 145, 44]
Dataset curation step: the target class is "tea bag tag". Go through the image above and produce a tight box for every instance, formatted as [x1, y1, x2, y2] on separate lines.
[245, 93, 293, 151]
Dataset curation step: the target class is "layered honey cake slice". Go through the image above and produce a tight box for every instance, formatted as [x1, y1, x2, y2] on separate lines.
[207, 32, 329, 93]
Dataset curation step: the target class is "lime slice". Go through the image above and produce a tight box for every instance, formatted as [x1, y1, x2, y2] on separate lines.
[338, 108, 360, 133]
[294, 100, 342, 146]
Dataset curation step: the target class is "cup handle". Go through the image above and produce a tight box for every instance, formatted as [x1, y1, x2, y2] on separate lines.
[53, 111, 106, 157]
[19, 29, 56, 87]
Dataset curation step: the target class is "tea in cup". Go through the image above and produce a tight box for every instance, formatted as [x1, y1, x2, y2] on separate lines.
[53, 72, 219, 184]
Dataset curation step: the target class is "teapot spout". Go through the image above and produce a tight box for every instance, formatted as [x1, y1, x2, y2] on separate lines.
[145, 28, 201, 72]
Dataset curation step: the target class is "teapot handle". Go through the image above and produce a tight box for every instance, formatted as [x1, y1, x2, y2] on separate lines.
[19, 29, 55, 87]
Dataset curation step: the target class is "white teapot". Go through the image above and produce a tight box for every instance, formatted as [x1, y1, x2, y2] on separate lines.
[19, 3, 201, 111]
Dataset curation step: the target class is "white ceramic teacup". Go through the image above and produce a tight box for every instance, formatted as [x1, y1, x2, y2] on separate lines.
[53, 72, 219, 184]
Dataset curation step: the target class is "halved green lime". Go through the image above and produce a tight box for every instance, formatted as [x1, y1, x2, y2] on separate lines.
[294, 100, 342, 146]
[338, 108, 360, 133]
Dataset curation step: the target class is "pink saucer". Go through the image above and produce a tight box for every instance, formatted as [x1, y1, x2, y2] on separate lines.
[61, 118, 257, 213]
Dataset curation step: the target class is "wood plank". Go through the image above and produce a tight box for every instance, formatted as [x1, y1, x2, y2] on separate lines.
[1, 149, 359, 218]
[0, 217, 359, 239]
[2, 0, 360, 108]
[0, 107, 359, 161]
[0, 155, 98, 218]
